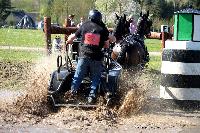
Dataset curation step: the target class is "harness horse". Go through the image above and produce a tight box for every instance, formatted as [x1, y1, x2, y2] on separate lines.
[111, 11, 152, 67]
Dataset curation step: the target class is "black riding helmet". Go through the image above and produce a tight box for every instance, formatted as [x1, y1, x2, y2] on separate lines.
[88, 9, 102, 23]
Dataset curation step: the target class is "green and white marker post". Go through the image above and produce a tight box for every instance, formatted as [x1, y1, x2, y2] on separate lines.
[160, 8, 200, 100]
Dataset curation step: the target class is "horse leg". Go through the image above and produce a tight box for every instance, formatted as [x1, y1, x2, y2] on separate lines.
[137, 45, 147, 67]
[139, 43, 149, 63]
[128, 45, 143, 66]
[144, 46, 150, 62]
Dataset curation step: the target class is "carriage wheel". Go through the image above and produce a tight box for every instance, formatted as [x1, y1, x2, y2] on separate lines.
[47, 95, 59, 112]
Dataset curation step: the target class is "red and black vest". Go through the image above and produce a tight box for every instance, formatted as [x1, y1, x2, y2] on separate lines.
[75, 20, 109, 60]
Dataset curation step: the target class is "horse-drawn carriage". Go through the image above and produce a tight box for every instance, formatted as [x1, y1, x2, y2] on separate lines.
[47, 11, 152, 108]
[47, 39, 122, 108]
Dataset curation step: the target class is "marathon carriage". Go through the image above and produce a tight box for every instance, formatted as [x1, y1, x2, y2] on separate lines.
[47, 39, 122, 108]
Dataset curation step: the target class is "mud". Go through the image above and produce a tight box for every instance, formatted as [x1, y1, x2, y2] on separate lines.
[0, 56, 200, 133]
[0, 61, 33, 89]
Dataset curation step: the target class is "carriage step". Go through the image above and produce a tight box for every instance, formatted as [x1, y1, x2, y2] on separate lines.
[47, 95, 97, 108]
[54, 103, 97, 108]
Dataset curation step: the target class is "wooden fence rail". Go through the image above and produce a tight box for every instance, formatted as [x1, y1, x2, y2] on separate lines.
[44, 17, 172, 54]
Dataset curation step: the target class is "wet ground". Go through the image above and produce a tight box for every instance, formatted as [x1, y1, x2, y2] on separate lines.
[1, 88, 200, 133]
[0, 57, 200, 133]
[0, 109, 200, 133]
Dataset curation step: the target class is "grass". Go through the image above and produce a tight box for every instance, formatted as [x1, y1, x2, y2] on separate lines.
[0, 28, 162, 52]
[0, 49, 45, 62]
[148, 55, 161, 71]
[0, 28, 46, 47]
[145, 39, 162, 52]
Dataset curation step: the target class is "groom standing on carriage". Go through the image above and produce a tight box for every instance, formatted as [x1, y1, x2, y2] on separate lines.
[66, 9, 111, 104]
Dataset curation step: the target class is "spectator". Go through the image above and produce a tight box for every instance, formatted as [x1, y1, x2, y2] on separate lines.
[68, 14, 76, 27]
[128, 15, 137, 34]
[77, 17, 85, 28]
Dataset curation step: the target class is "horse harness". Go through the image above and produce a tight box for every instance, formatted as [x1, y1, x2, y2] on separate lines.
[119, 34, 144, 48]
[118, 34, 149, 63]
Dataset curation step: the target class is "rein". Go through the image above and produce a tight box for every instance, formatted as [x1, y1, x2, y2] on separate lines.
[119, 34, 143, 47]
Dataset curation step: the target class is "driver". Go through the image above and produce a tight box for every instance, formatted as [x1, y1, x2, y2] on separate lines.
[66, 9, 109, 104]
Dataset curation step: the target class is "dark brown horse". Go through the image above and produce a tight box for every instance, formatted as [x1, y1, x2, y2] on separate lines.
[112, 11, 152, 67]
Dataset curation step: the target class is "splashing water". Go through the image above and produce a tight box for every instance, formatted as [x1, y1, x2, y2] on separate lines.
[0, 55, 59, 123]
[0, 54, 153, 126]
[13, 55, 59, 115]
[1, 56, 198, 131]
[117, 68, 150, 116]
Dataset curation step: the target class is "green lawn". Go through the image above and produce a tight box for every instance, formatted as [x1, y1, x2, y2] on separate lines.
[0, 28, 46, 47]
[145, 39, 162, 52]
[148, 55, 161, 71]
[0, 49, 45, 62]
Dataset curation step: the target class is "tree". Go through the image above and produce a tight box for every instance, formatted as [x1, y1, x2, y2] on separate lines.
[0, 0, 12, 25]
[11, 0, 40, 12]
[39, 0, 95, 25]
[40, 0, 54, 17]
[95, 0, 141, 26]
[143, 0, 153, 11]
[52, 0, 66, 23]
[186, 0, 200, 9]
